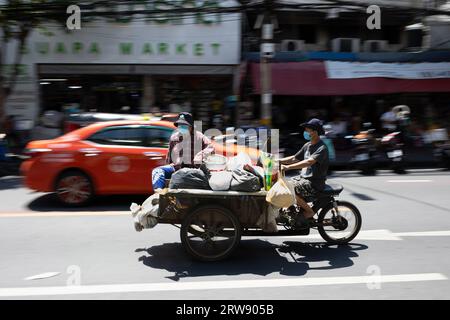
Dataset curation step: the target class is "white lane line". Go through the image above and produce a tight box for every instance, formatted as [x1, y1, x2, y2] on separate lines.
[246, 230, 403, 241]
[250, 229, 450, 241]
[24, 272, 61, 281]
[0, 273, 446, 297]
[386, 180, 432, 183]
[0, 211, 129, 218]
[396, 231, 450, 237]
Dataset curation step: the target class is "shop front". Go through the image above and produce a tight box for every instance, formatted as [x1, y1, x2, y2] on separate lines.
[249, 61, 450, 133]
[5, 6, 241, 129]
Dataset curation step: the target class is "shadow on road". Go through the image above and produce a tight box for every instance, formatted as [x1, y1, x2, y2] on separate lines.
[136, 240, 368, 281]
[0, 176, 23, 190]
[27, 193, 149, 212]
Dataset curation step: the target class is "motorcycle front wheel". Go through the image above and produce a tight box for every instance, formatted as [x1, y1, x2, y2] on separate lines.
[317, 201, 362, 245]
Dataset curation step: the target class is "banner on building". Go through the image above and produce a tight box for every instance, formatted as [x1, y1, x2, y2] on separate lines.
[325, 61, 450, 79]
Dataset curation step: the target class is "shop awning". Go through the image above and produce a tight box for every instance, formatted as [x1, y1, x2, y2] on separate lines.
[39, 64, 236, 75]
[250, 61, 450, 96]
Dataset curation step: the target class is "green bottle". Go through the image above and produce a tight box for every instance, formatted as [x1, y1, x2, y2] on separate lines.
[263, 153, 273, 191]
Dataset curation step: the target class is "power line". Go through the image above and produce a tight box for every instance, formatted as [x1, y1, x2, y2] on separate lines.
[1, 0, 449, 19]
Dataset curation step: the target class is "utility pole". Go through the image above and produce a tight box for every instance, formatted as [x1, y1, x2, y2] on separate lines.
[258, 0, 275, 129]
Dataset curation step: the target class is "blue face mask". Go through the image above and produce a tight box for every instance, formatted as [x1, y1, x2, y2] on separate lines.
[303, 131, 311, 141]
[178, 125, 189, 135]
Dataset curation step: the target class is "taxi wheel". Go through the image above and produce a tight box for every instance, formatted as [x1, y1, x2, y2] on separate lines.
[55, 170, 94, 207]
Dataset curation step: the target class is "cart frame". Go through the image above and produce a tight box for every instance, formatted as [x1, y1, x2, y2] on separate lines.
[156, 189, 310, 261]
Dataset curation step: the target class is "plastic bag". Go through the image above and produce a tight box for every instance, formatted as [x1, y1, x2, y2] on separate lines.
[266, 175, 296, 208]
[131, 194, 160, 232]
[205, 154, 227, 171]
[230, 168, 262, 192]
[169, 168, 210, 190]
[208, 171, 233, 191]
[227, 152, 252, 171]
[244, 164, 264, 186]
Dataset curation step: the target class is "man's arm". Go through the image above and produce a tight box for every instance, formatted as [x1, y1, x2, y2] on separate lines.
[165, 138, 175, 165]
[279, 155, 296, 164]
[282, 144, 327, 172]
[193, 133, 214, 163]
[282, 158, 317, 171]
[278, 143, 307, 166]
[165, 134, 178, 169]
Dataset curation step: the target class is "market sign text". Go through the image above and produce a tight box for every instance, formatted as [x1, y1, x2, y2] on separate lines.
[23, 42, 223, 57]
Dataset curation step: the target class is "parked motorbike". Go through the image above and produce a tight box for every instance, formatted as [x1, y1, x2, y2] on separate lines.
[429, 128, 450, 170]
[380, 131, 406, 174]
[380, 105, 411, 174]
[346, 123, 377, 175]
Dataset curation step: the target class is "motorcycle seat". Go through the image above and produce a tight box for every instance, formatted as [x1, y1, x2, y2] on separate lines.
[319, 183, 344, 196]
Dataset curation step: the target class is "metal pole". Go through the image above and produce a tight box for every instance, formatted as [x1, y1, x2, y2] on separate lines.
[260, 6, 273, 128]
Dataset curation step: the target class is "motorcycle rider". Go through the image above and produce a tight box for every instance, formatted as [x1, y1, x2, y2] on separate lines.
[380, 106, 398, 134]
[279, 119, 329, 227]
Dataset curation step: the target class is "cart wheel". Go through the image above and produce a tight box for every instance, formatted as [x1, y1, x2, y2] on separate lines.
[181, 205, 242, 262]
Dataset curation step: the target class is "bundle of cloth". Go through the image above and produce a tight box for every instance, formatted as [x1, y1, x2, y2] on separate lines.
[131, 193, 160, 232]
[168, 153, 265, 193]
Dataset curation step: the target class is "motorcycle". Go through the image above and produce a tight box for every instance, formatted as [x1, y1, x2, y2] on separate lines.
[379, 105, 410, 174]
[277, 183, 362, 244]
[346, 123, 377, 175]
[429, 128, 450, 170]
[380, 131, 406, 174]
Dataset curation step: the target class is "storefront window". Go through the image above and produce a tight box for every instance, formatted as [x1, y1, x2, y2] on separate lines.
[39, 74, 143, 114]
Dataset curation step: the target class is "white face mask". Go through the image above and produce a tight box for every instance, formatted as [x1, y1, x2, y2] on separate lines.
[178, 125, 189, 135]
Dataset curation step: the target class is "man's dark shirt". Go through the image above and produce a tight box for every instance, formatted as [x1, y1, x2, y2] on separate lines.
[294, 140, 329, 190]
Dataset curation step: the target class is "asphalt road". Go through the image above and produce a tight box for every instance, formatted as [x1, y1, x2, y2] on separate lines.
[1, 169, 450, 300]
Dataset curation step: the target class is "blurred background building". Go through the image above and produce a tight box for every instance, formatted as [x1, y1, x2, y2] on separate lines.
[2, 0, 450, 144]
[4, 0, 241, 131]
[241, 0, 450, 135]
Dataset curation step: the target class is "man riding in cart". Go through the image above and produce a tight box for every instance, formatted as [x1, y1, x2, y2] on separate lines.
[151, 112, 214, 193]
[279, 118, 330, 228]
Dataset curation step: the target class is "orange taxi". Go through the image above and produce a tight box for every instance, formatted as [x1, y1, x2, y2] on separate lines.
[21, 120, 260, 206]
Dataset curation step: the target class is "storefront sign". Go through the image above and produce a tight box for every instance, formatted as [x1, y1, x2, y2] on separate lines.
[325, 61, 450, 79]
[19, 4, 240, 65]
[27, 41, 223, 58]
[5, 2, 240, 121]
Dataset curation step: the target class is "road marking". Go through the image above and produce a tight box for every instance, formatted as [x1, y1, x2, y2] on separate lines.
[0, 211, 129, 218]
[396, 230, 450, 237]
[249, 230, 403, 241]
[0, 273, 446, 297]
[24, 272, 61, 281]
[252, 229, 450, 241]
[387, 180, 432, 183]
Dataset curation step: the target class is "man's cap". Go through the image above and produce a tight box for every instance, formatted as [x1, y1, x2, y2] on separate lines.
[174, 112, 194, 127]
[300, 118, 325, 135]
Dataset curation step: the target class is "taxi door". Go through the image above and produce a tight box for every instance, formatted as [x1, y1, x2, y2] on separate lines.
[82, 125, 168, 194]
